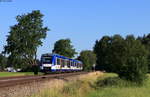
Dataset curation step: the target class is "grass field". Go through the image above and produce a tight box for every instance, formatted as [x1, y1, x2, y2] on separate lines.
[30, 72, 150, 97]
[0, 72, 42, 77]
[87, 73, 150, 97]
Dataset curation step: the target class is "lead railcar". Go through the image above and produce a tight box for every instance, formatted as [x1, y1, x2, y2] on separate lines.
[40, 53, 83, 73]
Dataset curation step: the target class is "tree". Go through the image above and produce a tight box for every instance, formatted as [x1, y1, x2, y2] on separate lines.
[117, 35, 148, 84]
[109, 35, 125, 72]
[0, 53, 7, 70]
[138, 34, 150, 72]
[52, 39, 77, 58]
[78, 50, 96, 70]
[93, 36, 112, 71]
[4, 10, 49, 74]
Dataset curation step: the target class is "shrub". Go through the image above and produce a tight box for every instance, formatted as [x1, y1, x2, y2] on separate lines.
[95, 77, 141, 88]
[116, 36, 148, 84]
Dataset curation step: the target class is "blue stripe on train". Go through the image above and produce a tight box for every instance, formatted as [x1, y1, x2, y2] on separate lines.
[51, 69, 82, 72]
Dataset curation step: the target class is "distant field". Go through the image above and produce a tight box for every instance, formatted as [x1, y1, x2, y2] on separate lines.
[0, 72, 43, 77]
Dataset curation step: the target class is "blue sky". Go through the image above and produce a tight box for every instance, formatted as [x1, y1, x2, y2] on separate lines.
[0, 0, 150, 58]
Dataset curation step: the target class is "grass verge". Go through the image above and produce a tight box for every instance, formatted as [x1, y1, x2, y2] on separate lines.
[87, 73, 150, 97]
[0, 72, 43, 77]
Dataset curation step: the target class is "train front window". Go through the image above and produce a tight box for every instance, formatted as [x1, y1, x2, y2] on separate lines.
[42, 57, 52, 64]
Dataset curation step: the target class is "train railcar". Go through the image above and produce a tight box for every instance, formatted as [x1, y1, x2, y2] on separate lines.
[40, 53, 83, 72]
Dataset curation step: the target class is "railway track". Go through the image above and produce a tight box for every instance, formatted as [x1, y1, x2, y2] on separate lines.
[0, 72, 88, 88]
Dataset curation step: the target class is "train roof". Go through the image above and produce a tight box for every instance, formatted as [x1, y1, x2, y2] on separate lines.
[41, 53, 82, 63]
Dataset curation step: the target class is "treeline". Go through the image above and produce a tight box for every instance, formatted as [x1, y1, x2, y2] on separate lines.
[94, 34, 150, 84]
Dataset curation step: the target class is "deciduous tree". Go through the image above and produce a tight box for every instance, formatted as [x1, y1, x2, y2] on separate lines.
[138, 34, 150, 72]
[52, 39, 77, 58]
[78, 50, 96, 70]
[93, 36, 112, 71]
[0, 53, 7, 70]
[4, 10, 49, 74]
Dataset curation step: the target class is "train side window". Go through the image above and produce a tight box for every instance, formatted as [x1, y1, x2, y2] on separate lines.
[77, 63, 79, 68]
[58, 58, 60, 65]
[55, 58, 57, 65]
[67, 61, 69, 66]
[59, 58, 61, 65]
[60, 58, 62, 66]
[69, 61, 71, 67]
[73, 62, 75, 67]
[64, 59, 66, 67]
[54, 57, 56, 65]
[61, 59, 65, 67]
[69, 61, 70, 66]
[75, 62, 77, 67]
[66, 59, 68, 65]
[67, 60, 70, 68]
[57, 58, 60, 65]
[69, 61, 72, 66]
[63, 59, 65, 66]
[71, 61, 73, 66]
[64, 59, 67, 66]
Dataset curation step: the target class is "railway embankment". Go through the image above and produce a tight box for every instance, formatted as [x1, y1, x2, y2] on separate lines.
[0, 72, 102, 97]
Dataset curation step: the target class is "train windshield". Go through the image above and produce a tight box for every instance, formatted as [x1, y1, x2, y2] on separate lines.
[42, 56, 52, 64]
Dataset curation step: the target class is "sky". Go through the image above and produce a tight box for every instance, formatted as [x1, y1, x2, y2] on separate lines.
[0, 0, 150, 59]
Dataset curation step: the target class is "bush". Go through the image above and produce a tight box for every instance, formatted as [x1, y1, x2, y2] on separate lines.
[116, 36, 148, 84]
[118, 57, 148, 84]
[95, 77, 142, 88]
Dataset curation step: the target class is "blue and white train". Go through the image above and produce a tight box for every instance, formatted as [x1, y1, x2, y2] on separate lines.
[40, 53, 83, 72]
